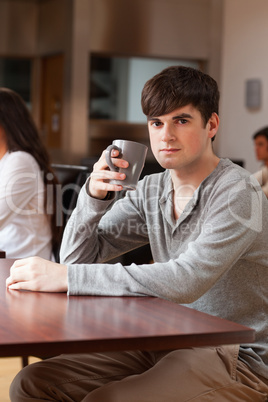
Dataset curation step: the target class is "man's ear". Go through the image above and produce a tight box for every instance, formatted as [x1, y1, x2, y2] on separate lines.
[208, 113, 219, 139]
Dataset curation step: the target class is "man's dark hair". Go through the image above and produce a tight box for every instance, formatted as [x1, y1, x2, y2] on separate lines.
[253, 126, 268, 141]
[141, 66, 220, 141]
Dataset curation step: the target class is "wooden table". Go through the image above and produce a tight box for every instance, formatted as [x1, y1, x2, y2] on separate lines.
[0, 259, 255, 358]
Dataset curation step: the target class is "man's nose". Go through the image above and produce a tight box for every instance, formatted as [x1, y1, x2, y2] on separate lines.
[161, 125, 175, 141]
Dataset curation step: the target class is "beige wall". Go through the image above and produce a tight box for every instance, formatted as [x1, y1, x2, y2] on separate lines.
[0, 0, 223, 163]
[0, 0, 37, 55]
[38, 0, 72, 54]
[90, 0, 210, 59]
[220, 0, 268, 172]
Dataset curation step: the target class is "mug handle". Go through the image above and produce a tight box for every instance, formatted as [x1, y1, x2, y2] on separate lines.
[105, 145, 122, 171]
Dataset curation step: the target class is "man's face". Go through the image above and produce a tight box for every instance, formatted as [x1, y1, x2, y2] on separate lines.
[254, 135, 268, 162]
[147, 105, 216, 171]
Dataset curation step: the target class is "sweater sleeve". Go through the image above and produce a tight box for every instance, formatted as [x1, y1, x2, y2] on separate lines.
[60, 178, 149, 265]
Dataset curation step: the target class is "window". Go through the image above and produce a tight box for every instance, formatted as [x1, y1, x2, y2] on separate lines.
[0, 58, 32, 107]
[89, 55, 201, 123]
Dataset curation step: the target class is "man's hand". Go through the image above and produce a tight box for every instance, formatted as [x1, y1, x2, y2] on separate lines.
[89, 148, 128, 199]
[6, 256, 68, 292]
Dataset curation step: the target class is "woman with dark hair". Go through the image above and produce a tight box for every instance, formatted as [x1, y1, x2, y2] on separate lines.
[0, 87, 61, 258]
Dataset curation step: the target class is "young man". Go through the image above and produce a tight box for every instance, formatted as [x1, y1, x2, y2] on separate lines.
[7, 66, 268, 401]
[253, 126, 268, 197]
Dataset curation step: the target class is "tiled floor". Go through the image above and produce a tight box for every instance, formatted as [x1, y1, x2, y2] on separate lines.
[0, 357, 40, 401]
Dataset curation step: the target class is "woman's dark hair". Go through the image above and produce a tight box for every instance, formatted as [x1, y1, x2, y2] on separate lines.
[0, 87, 62, 253]
[141, 66, 220, 140]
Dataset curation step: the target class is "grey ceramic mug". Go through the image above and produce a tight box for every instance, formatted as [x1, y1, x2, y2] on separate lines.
[105, 139, 148, 190]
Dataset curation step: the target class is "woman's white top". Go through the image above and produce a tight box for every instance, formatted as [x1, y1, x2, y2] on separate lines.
[0, 151, 52, 259]
[254, 165, 268, 198]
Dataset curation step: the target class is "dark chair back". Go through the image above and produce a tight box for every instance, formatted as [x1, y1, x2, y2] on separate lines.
[51, 164, 90, 261]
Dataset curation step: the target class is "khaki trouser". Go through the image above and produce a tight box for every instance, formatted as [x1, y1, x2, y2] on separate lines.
[10, 345, 268, 401]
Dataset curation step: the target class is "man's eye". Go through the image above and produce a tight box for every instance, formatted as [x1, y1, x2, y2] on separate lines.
[178, 119, 188, 124]
[152, 121, 162, 127]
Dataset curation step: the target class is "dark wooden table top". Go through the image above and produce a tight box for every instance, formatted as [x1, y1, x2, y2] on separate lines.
[0, 259, 255, 358]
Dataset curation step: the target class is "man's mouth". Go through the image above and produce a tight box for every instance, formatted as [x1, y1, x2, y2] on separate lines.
[160, 148, 179, 154]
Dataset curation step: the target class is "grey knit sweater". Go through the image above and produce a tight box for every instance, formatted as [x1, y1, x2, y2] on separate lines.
[60, 158, 268, 379]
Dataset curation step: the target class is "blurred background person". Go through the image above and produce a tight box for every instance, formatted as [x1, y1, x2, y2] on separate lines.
[0, 88, 61, 258]
[253, 126, 268, 198]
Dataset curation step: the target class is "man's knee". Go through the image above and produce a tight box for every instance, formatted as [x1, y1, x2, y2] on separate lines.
[9, 362, 48, 401]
